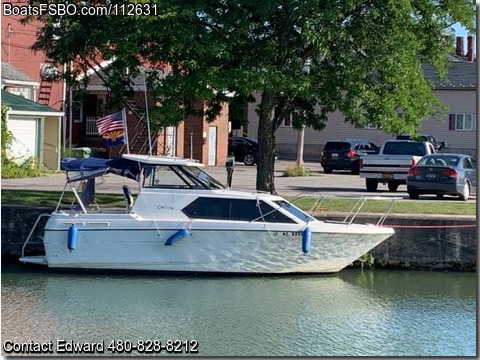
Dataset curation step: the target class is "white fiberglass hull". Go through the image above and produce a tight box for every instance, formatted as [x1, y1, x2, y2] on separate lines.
[21, 213, 394, 274]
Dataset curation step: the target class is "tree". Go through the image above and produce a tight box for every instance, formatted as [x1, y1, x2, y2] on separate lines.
[26, 0, 475, 193]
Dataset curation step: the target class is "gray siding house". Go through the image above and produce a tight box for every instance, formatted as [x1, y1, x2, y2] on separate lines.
[246, 44, 476, 159]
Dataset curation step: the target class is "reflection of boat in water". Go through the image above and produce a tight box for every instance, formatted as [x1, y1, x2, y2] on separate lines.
[20, 154, 394, 274]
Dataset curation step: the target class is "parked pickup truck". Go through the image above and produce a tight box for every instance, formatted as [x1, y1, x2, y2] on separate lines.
[359, 140, 437, 192]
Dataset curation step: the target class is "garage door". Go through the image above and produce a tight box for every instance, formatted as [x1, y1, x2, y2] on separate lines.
[7, 117, 39, 163]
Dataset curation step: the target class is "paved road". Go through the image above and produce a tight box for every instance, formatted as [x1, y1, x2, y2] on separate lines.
[1, 159, 475, 202]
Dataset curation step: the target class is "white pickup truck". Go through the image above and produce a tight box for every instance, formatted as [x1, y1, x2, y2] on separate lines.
[359, 140, 437, 192]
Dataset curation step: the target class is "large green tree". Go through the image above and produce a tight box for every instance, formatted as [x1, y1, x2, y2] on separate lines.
[26, 0, 475, 193]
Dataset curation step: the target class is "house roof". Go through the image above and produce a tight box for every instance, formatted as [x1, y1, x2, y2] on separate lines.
[424, 59, 476, 90]
[1, 90, 63, 116]
[1, 62, 38, 84]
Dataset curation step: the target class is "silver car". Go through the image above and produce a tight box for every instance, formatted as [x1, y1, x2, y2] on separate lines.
[406, 153, 476, 201]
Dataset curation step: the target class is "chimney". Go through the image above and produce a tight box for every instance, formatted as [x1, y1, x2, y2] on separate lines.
[467, 35, 474, 61]
[456, 37, 464, 56]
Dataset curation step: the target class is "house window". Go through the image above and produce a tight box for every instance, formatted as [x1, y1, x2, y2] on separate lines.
[450, 113, 476, 131]
[282, 114, 292, 127]
[456, 114, 476, 131]
[354, 122, 378, 129]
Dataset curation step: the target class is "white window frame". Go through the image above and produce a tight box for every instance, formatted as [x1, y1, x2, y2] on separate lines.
[365, 123, 379, 130]
[455, 113, 476, 131]
[281, 114, 292, 127]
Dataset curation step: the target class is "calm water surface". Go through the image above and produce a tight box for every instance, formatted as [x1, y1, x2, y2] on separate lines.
[1, 264, 476, 356]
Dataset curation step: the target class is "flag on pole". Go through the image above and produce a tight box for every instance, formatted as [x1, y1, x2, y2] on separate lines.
[96, 110, 126, 146]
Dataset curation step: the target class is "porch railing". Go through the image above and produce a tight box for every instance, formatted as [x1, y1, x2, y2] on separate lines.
[86, 116, 99, 136]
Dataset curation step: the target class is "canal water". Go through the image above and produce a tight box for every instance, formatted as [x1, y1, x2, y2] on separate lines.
[1, 264, 476, 356]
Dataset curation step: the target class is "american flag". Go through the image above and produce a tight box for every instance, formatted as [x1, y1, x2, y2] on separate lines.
[96, 110, 124, 135]
[96, 110, 126, 146]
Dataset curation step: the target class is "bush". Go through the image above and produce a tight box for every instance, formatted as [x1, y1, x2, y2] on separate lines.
[283, 165, 311, 177]
[1, 156, 45, 179]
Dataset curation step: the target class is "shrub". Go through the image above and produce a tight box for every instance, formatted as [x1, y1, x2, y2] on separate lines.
[283, 165, 311, 177]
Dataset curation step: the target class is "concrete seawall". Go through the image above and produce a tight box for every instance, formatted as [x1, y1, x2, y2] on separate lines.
[1, 205, 476, 271]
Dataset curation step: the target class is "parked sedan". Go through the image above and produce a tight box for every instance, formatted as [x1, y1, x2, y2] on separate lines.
[406, 153, 476, 201]
[228, 136, 258, 165]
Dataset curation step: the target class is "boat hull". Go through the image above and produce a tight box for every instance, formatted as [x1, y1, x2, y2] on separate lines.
[22, 214, 394, 274]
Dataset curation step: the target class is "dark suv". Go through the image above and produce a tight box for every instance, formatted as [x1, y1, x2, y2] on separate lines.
[396, 134, 442, 150]
[321, 139, 379, 174]
[228, 136, 259, 165]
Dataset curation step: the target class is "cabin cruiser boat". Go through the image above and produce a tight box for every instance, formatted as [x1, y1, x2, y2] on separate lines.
[20, 154, 395, 274]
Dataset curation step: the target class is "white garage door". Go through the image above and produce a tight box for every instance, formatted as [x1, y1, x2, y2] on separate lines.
[7, 117, 39, 163]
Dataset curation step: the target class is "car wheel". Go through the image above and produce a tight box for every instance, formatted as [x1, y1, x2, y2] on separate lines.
[387, 182, 399, 192]
[459, 182, 470, 201]
[323, 167, 333, 174]
[243, 154, 255, 166]
[409, 191, 419, 200]
[366, 179, 378, 192]
[436, 193, 444, 200]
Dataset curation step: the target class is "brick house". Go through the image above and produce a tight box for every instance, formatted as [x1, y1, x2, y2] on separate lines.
[2, 6, 229, 166]
[247, 36, 477, 159]
[74, 65, 229, 165]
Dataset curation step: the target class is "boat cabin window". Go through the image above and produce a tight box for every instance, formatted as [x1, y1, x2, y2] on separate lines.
[143, 165, 225, 190]
[182, 198, 296, 223]
[274, 200, 315, 222]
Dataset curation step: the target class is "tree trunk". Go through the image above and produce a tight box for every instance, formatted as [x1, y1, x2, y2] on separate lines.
[256, 90, 277, 194]
[296, 125, 305, 167]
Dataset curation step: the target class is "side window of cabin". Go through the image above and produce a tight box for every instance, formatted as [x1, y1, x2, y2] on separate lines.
[182, 198, 296, 223]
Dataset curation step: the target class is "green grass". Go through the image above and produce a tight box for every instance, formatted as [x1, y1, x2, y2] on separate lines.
[1, 189, 475, 215]
[288, 197, 476, 216]
[1, 190, 125, 208]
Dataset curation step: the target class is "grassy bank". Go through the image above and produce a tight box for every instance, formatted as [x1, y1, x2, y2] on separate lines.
[1, 189, 475, 215]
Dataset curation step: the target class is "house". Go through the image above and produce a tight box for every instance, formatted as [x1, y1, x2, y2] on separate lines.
[247, 36, 477, 159]
[72, 64, 230, 165]
[1, 13, 64, 109]
[1, 8, 229, 166]
[1, 10, 65, 170]
[1, 89, 63, 169]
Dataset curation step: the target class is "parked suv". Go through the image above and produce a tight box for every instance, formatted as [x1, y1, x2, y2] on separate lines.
[396, 134, 442, 150]
[321, 139, 379, 174]
[228, 135, 259, 165]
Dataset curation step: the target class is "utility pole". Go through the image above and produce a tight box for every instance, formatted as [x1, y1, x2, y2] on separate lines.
[295, 59, 311, 168]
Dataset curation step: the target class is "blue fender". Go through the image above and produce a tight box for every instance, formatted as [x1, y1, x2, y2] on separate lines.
[165, 228, 190, 246]
[302, 227, 311, 254]
[68, 224, 78, 252]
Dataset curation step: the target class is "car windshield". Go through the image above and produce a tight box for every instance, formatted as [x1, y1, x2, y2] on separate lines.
[325, 142, 350, 151]
[418, 156, 459, 167]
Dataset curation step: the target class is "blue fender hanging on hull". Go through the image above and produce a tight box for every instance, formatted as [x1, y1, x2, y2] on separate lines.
[302, 227, 311, 254]
[68, 224, 78, 252]
[165, 228, 190, 246]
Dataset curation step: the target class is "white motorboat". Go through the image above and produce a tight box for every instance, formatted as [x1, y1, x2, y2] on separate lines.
[20, 154, 395, 274]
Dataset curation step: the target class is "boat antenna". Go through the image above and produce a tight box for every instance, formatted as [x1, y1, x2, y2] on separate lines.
[143, 70, 153, 155]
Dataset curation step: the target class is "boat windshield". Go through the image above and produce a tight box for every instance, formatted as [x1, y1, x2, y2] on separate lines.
[274, 200, 315, 222]
[143, 165, 225, 190]
[183, 166, 225, 189]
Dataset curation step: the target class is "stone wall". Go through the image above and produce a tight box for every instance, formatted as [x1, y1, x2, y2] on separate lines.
[2, 205, 476, 270]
